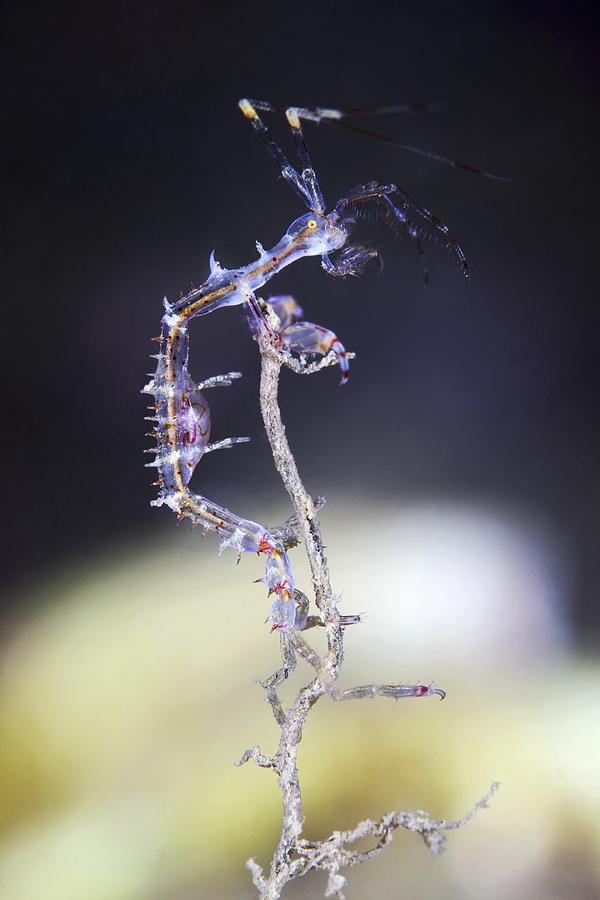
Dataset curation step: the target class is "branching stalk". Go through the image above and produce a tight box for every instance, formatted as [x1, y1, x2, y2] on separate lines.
[233, 335, 499, 899]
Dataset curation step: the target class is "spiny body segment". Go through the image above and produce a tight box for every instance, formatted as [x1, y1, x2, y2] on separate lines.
[142, 215, 348, 630]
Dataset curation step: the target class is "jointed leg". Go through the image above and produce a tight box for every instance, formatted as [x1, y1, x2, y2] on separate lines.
[204, 436, 250, 453]
[334, 182, 468, 278]
[391, 184, 469, 277]
[262, 630, 298, 693]
[254, 294, 351, 384]
[280, 321, 351, 383]
[328, 682, 446, 701]
[261, 590, 360, 698]
[192, 372, 249, 456]
[321, 244, 383, 278]
[262, 592, 442, 713]
[196, 371, 243, 390]
[382, 195, 429, 283]
[289, 630, 446, 700]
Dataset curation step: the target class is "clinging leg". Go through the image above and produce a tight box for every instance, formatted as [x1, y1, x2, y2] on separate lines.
[321, 243, 383, 278]
[262, 630, 297, 693]
[250, 294, 352, 384]
[261, 590, 361, 700]
[204, 436, 250, 453]
[289, 631, 446, 700]
[194, 372, 252, 452]
[196, 371, 243, 390]
[328, 682, 446, 701]
[267, 295, 304, 330]
[280, 321, 351, 384]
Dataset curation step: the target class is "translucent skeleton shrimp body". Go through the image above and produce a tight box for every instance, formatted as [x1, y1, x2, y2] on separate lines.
[142, 97, 471, 700]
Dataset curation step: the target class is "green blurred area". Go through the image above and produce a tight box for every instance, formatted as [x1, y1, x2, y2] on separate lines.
[1, 502, 599, 900]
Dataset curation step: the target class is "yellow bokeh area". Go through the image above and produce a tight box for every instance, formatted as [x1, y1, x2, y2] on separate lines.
[1, 501, 599, 899]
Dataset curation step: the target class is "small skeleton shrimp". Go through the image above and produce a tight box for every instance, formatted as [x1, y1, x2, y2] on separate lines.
[143, 97, 473, 700]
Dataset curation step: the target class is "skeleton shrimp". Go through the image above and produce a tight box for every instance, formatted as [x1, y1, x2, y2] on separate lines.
[142, 98, 475, 700]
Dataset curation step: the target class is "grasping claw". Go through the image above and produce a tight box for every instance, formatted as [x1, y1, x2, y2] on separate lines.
[322, 243, 383, 278]
[280, 321, 350, 384]
[256, 294, 351, 384]
[416, 684, 446, 700]
[326, 681, 447, 702]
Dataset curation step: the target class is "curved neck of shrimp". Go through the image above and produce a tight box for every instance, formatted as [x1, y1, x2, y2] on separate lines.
[163, 225, 320, 518]
[175, 224, 324, 322]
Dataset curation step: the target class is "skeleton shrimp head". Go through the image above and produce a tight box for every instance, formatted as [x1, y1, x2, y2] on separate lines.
[320, 201, 384, 278]
[286, 211, 348, 260]
[293, 209, 383, 281]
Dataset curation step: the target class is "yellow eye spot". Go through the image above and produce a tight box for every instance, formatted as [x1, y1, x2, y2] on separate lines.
[307, 219, 317, 229]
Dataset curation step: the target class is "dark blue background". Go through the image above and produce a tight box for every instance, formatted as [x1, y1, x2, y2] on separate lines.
[3, 1, 599, 637]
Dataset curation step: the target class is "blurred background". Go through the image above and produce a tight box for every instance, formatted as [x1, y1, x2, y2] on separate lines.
[2, 1, 600, 897]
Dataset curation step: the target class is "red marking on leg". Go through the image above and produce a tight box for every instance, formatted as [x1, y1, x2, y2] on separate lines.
[267, 579, 290, 596]
[258, 535, 275, 554]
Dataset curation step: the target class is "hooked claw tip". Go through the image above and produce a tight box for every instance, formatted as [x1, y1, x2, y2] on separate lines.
[433, 687, 446, 701]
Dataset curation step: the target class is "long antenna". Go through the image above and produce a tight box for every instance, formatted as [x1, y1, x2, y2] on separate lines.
[326, 118, 510, 183]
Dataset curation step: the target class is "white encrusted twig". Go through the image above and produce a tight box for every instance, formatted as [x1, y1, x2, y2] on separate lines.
[294, 780, 502, 898]
[235, 335, 498, 899]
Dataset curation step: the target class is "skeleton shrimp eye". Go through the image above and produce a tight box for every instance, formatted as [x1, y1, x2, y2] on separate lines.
[307, 219, 317, 229]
